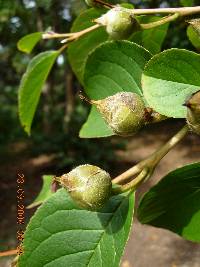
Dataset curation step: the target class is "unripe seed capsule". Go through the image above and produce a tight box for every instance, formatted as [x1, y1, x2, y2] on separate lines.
[93, 92, 146, 136]
[188, 18, 200, 36]
[60, 164, 112, 210]
[96, 7, 140, 40]
[185, 90, 200, 135]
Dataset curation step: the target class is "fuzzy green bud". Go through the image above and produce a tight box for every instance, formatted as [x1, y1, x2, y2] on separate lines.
[93, 92, 146, 136]
[60, 164, 112, 210]
[96, 7, 140, 40]
[185, 90, 200, 135]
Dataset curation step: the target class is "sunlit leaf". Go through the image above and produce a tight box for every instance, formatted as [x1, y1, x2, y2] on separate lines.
[17, 32, 42, 54]
[19, 189, 134, 267]
[19, 51, 59, 134]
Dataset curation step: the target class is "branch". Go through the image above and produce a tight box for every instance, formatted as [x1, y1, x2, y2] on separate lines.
[131, 6, 200, 16]
[113, 168, 149, 194]
[0, 249, 17, 257]
[94, 0, 114, 8]
[43, 24, 101, 44]
[112, 125, 189, 185]
[42, 6, 200, 44]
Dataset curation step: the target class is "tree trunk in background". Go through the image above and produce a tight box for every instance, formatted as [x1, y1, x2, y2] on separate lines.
[42, 82, 52, 135]
[63, 68, 75, 132]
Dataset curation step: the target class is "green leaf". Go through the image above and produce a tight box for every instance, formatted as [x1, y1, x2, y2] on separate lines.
[188, 18, 200, 36]
[80, 106, 113, 138]
[180, 0, 194, 6]
[80, 40, 152, 138]
[17, 32, 42, 54]
[130, 16, 169, 54]
[18, 51, 59, 134]
[142, 49, 200, 118]
[119, 3, 134, 8]
[187, 25, 200, 50]
[137, 162, 200, 242]
[27, 175, 54, 209]
[84, 41, 151, 98]
[18, 188, 134, 267]
[68, 8, 108, 84]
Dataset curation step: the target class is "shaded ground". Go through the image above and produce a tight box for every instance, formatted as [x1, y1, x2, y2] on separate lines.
[1, 121, 200, 266]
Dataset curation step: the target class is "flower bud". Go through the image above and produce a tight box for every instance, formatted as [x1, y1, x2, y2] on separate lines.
[60, 164, 112, 210]
[94, 92, 146, 136]
[185, 90, 200, 135]
[96, 7, 140, 40]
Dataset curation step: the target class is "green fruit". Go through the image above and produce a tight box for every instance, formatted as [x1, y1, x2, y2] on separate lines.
[94, 92, 146, 136]
[186, 90, 200, 135]
[96, 7, 140, 40]
[60, 164, 112, 210]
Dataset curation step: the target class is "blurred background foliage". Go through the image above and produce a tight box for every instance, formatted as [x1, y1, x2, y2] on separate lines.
[0, 0, 198, 173]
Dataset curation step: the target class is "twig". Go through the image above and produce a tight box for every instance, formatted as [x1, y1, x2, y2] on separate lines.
[112, 125, 189, 184]
[113, 168, 149, 193]
[94, 0, 114, 8]
[61, 24, 101, 43]
[43, 32, 75, 39]
[130, 6, 200, 16]
[0, 249, 17, 257]
[42, 6, 200, 45]
[43, 24, 101, 44]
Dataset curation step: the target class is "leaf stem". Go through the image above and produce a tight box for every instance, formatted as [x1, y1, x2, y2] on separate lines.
[141, 13, 179, 30]
[112, 125, 189, 185]
[58, 44, 68, 54]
